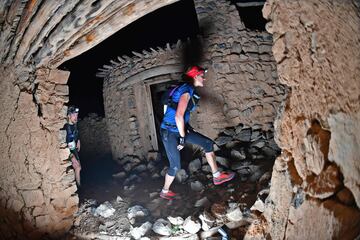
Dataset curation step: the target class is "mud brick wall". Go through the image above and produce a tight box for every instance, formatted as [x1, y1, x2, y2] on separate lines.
[0, 1, 194, 238]
[259, 0, 360, 239]
[101, 0, 286, 160]
[0, 67, 78, 238]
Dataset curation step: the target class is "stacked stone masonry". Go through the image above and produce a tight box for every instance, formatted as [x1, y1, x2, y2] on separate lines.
[101, 0, 287, 161]
[0, 67, 78, 239]
[0, 1, 180, 238]
[0, 0, 359, 239]
[78, 113, 112, 158]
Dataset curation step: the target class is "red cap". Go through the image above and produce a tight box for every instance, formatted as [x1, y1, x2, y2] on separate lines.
[186, 66, 206, 78]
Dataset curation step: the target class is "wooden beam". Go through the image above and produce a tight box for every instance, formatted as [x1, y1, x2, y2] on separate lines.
[6, 0, 43, 62]
[14, 0, 66, 63]
[23, 0, 80, 63]
[35, 0, 179, 68]
[0, 0, 24, 62]
[0, 0, 14, 29]
[117, 64, 183, 90]
[33, 0, 126, 67]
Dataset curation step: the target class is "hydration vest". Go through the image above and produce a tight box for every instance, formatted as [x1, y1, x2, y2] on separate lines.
[162, 83, 200, 112]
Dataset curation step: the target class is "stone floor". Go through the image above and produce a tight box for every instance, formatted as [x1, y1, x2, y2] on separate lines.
[68, 148, 274, 239]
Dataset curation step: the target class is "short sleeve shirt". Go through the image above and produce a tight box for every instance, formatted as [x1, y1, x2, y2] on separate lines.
[160, 83, 195, 132]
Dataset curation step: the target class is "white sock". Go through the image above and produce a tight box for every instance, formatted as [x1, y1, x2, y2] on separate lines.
[162, 188, 169, 193]
[213, 171, 220, 178]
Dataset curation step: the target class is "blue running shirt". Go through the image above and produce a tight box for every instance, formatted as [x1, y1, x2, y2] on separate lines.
[161, 83, 196, 132]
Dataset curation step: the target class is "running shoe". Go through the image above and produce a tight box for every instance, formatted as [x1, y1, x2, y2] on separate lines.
[213, 171, 235, 185]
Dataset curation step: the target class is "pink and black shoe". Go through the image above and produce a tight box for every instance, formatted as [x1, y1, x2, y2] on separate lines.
[160, 190, 177, 200]
[213, 171, 235, 185]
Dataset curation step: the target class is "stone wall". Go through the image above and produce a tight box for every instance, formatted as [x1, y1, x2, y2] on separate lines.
[101, 0, 287, 160]
[259, 0, 360, 239]
[77, 113, 111, 158]
[0, 1, 181, 238]
[0, 67, 78, 238]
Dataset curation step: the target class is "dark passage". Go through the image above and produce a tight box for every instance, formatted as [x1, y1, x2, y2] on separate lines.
[60, 0, 201, 205]
[59, 0, 199, 118]
[233, 0, 267, 30]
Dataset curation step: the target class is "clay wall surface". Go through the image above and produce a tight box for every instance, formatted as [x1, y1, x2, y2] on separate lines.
[0, 66, 78, 238]
[0, 1, 180, 238]
[260, 0, 360, 239]
[1, 0, 358, 238]
[102, 0, 286, 160]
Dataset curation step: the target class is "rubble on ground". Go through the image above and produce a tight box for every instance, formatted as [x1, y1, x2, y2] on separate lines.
[71, 123, 278, 238]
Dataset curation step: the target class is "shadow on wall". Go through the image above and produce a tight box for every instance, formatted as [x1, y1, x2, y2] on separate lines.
[0, 207, 70, 239]
[181, 36, 204, 68]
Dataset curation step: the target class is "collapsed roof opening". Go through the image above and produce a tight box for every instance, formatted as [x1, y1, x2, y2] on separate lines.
[59, 0, 199, 118]
[232, 0, 267, 30]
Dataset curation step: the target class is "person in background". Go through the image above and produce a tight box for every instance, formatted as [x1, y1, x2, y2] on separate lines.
[159, 66, 235, 200]
[65, 106, 82, 187]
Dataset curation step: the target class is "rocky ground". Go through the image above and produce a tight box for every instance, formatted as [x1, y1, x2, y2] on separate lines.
[68, 123, 279, 239]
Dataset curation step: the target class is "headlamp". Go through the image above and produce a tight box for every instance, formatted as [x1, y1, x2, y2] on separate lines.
[67, 106, 79, 115]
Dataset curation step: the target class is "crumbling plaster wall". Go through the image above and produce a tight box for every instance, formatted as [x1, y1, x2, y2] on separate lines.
[260, 0, 360, 239]
[0, 66, 78, 238]
[0, 1, 180, 238]
[102, 0, 287, 160]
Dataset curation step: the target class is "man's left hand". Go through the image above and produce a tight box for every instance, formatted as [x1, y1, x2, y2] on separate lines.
[77, 141, 81, 152]
[177, 137, 185, 151]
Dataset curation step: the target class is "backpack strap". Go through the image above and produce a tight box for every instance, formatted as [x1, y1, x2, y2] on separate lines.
[167, 84, 185, 109]
[167, 84, 199, 111]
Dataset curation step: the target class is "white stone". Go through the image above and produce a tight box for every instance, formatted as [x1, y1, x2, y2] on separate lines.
[116, 196, 124, 202]
[250, 199, 265, 213]
[127, 205, 149, 220]
[95, 201, 115, 218]
[183, 216, 201, 234]
[226, 207, 243, 222]
[152, 218, 172, 236]
[130, 221, 152, 239]
[159, 234, 199, 239]
[199, 214, 213, 231]
[167, 216, 184, 225]
[113, 171, 126, 178]
[200, 226, 222, 239]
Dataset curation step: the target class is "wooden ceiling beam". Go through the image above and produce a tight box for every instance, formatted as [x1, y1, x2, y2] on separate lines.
[0, 0, 24, 62]
[34, 0, 179, 68]
[23, 0, 80, 64]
